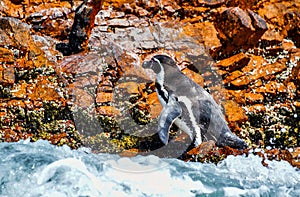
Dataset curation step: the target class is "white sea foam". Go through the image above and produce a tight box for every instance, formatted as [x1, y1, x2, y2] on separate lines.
[0, 140, 299, 197]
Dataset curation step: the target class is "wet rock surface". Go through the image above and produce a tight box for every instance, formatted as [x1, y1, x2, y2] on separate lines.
[0, 0, 299, 168]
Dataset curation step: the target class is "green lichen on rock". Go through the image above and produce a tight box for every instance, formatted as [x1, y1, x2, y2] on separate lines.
[191, 152, 227, 165]
[81, 132, 122, 154]
[43, 101, 73, 123]
[15, 66, 57, 83]
[0, 85, 11, 98]
[129, 104, 151, 125]
[242, 101, 299, 149]
[111, 135, 139, 150]
[78, 111, 142, 153]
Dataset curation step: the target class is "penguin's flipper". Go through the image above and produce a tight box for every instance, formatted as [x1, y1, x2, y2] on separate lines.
[158, 93, 182, 145]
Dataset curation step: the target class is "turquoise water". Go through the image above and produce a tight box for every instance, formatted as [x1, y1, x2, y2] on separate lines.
[0, 140, 299, 197]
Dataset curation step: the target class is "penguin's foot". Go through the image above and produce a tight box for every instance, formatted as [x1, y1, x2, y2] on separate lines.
[216, 132, 248, 150]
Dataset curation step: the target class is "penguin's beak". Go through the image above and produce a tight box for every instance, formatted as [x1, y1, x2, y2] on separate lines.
[141, 59, 156, 81]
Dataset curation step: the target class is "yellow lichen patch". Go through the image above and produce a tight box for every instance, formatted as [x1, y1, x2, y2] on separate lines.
[111, 135, 139, 150]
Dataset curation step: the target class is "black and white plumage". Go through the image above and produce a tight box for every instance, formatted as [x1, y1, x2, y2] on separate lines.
[142, 54, 248, 149]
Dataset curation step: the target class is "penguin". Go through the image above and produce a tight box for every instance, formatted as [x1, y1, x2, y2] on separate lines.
[142, 54, 248, 150]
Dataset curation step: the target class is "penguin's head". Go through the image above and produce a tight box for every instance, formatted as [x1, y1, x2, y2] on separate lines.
[142, 55, 177, 74]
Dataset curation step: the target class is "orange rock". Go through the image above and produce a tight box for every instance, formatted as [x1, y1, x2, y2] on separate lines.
[115, 53, 149, 81]
[216, 52, 250, 71]
[147, 92, 162, 118]
[0, 47, 14, 63]
[11, 82, 27, 99]
[209, 85, 227, 104]
[50, 132, 68, 145]
[260, 29, 284, 46]
[33, 100, 43, 108]
[296, 62, 300, 78]
[231, 57, 287, 87]
[0, 66, 4, 83]
[96, 92, 113, 103]
[226, 0, 258, 9]
[7, 99, 25, 108]
[103, 0, 135, 9]
[198, 21, 222, 52]
[252, 79, 264, 88]
[286, 82, 297, 99]
[223, 70, 243, 84]
[2, 128, 19, 142]
[290, 147, 300, 168]
[247, 104, 266, 113]
[215, 7, 267, 56]
[242, 55, 265, 73]
[182, 22, 221, 53]
[226, 89, 246, 104]
[187, 140, 216, 156]
[223, 100, 247, 123]
[244, 92, 264, 104]
[0, 108, 7, 117]
[1, 66, 15, 85]
[75, 75, 100, 89]
[230, 75, 251, 87]
[281, 39, 296, 51]
[182, 68, 205, 87]
[0, 29, 15, 47]
[69, 87, 94, 108]
[247, 10, 270, 44]
[218, 146, 244, 156]
[258, 0, 300, 40]
[107, 18, 130, 27]
[0, 0, 24, 18]
[96, 105, 120, 116]
[196, 0, 225, 6]
[24, 99, 34, 110]
[119, 148, 139, 157]
[116, 81, 140, 94]
[255, 81, 287, 95]
[27, 77, 62, 101]
[26, 7, 73, 39]
[0, 17, 33, 48]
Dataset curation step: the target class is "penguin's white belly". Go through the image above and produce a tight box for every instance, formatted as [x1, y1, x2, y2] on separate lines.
[176, 96, 202, 145]
[173, 118, 193, 140]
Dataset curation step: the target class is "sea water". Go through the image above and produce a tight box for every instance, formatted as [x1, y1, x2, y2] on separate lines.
[0, 140, 299, 197]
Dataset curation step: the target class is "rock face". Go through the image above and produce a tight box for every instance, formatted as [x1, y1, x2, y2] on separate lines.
[0, 0, 299, 167]
[0, 16, 81, 148]
[215, 7, 268, 57]
[56, 0, 103, 55]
